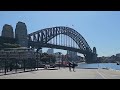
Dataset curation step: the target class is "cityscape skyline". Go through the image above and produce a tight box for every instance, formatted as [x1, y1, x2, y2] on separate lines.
[0, 11, 120, 57]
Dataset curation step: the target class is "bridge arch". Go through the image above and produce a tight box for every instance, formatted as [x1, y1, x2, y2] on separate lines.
[28, 26, 96, 63]
[28, 26, 92, 52]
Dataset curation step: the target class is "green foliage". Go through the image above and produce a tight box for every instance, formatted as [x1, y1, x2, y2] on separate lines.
[0, 36, 17, 44]
[41, 53, 56, 64]
[0, 43, 20, 49]
[48, 54, 56, 63]
[41, 56, 49, 63]
[0, 36, 20, 49]
[3, 43, 20, 48]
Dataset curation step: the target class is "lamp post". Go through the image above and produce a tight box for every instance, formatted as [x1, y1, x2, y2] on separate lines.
[4, 52, 7, 75]
[36, 52, 38, 70]
[98, 63, 99, 69]
[61, 54, 63, 67]
[58, 52, 62, 69]
[59, 52, 60, 69]
[37, 47, 42, 70]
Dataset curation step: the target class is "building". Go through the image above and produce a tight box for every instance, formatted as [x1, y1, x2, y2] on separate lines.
[38, 49, 42, 53]
[0, 47, 43, 62]
[47, 48, 54, 55]
[116, 53, 120, 57]
[54, 52, 62, 62]
[67, 50, 77, 57]
[0, 47, 35, 60]
[0, 47, 43, 69]
[1, 24, 14, 38]
[15, 21, 28, 47]
[67, 50, 77, 61]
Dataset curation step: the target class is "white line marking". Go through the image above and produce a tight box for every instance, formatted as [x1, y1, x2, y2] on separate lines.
[96, 70, 106, 79]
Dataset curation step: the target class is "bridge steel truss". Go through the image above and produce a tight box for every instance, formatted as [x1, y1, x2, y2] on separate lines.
[28, 26, 96, 63]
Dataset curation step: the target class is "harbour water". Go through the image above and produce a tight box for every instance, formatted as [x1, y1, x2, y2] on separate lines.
[77, 62, 120, 70]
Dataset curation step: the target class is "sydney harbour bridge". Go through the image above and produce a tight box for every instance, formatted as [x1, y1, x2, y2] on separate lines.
[27, 26, 97, 63]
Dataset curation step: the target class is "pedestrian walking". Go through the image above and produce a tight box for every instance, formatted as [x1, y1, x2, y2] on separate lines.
[72, 62, 76, 72]
[68, 62, 72, 72]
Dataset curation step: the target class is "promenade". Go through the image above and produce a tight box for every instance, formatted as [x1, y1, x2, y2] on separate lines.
[0, 68, 120, 79]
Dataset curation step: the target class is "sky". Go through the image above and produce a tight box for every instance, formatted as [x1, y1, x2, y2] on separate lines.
[0, 11, 120, 57]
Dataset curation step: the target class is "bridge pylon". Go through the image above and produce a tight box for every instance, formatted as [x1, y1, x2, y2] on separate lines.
[85, 47, 98, 63]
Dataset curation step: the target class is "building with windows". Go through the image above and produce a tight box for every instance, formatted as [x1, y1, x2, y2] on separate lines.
[15, 21, 28, 47]
[1, 24, 14, 38]
[0, 47, 40, 60]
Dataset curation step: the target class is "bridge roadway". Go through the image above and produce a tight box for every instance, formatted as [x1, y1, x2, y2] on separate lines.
[0, 68, 120, 79]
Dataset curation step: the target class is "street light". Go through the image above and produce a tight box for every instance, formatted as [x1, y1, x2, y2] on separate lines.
[58, 52, 62, 69]
[61, 54, 63, 67]
[37, 47, 42, 70]
[59, 52, 60, 69]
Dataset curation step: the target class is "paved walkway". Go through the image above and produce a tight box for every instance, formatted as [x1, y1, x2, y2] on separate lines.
[0, 68, 120, 79]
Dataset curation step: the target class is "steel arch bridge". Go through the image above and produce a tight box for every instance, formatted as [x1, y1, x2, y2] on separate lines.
[27, 26, 97, 63]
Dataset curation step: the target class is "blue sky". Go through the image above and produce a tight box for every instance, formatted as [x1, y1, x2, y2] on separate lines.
[0, 11, 120, 57]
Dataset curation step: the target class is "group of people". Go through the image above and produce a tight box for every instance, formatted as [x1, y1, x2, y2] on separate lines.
[68, 62, 77, 72]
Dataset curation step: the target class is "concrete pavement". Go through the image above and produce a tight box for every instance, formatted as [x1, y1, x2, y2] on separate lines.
[0, 68, 120, 79]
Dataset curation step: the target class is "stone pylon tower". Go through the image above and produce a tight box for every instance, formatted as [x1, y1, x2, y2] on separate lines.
[93, 47, 97, 62]
[15, 21, 28, 47]
[1, 24, 14, 38]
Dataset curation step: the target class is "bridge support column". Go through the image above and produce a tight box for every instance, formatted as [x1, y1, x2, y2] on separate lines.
[85, 53, 97, 63]
[85, 47, 98, 63]
[92, 53, 97, 63]
[92, 47, 97, 63]
[85, 53, 94, 63]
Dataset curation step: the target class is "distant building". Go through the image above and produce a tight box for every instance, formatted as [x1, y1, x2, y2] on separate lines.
[0, 47, 43, 61]
[1, 24, 14, 38]
[47, 48, 54, 55]
[116, 53, 120, 57]
[38, 49, 42, 53]
[54, 52, 62, 62]
[67, 50, 77, 61]
[0, 47, 35, 60]
[77, 56, 85, 62]
[15, 21, 28, 47]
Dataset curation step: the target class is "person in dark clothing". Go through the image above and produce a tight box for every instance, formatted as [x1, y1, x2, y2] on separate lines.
[68, 62, 72, 72]
[72, 62, 76, 72]
[9, 63, 13, 71]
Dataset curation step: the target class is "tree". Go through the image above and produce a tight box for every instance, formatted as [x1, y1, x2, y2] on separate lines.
[41, 53, 49, 64]
[40, 53, 56, 64]
[41, 56, 49, 64]
[48, 54, 56, 63]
